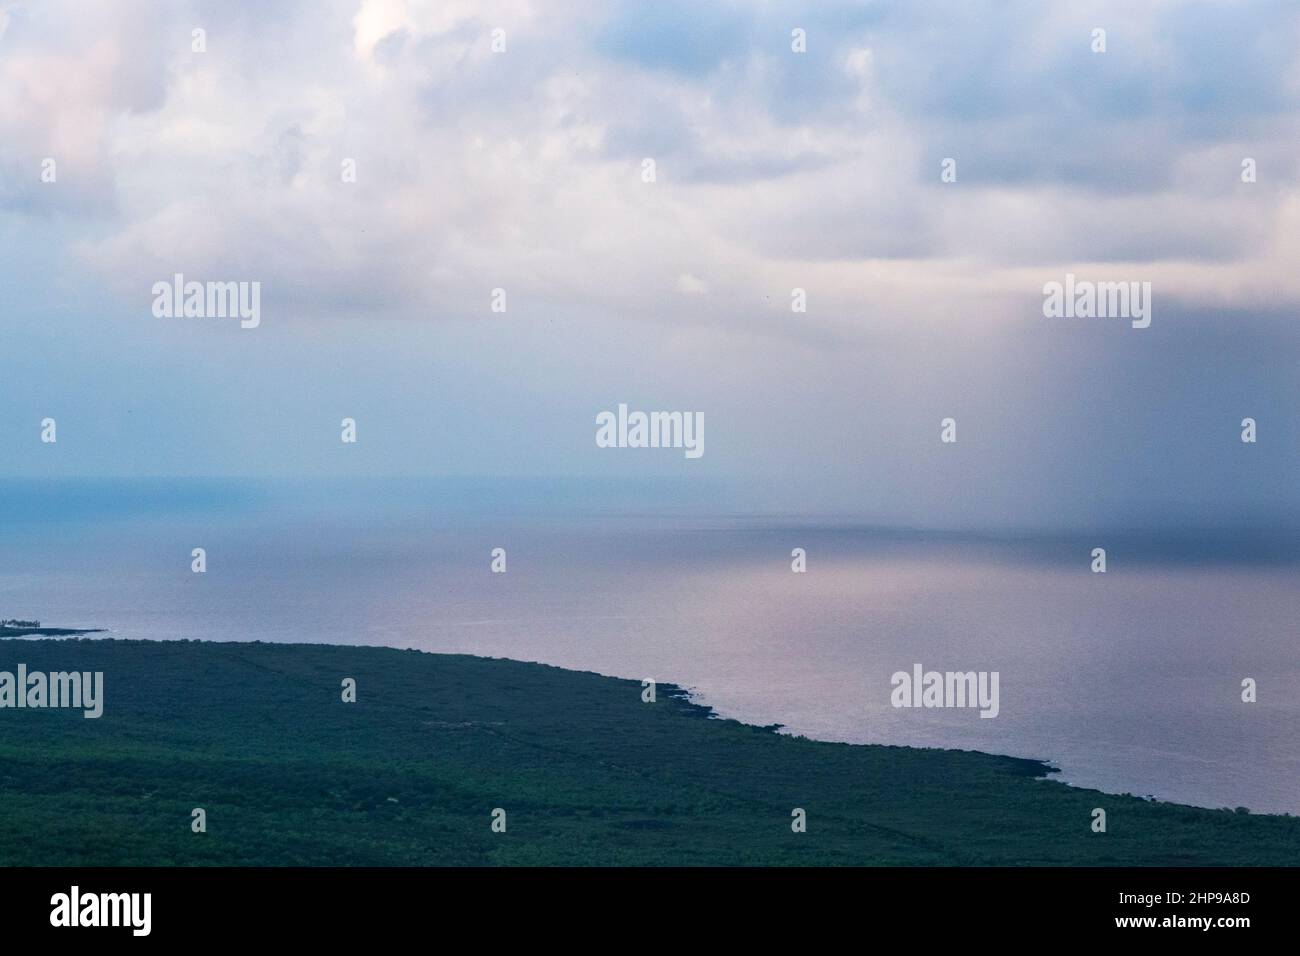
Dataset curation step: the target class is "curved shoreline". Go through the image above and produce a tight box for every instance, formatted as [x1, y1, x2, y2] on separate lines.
[1, 636, 1296, 865]
[7, 630, 1280, 818]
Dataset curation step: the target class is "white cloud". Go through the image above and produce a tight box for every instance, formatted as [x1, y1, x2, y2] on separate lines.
[1, 0, 1297, 340]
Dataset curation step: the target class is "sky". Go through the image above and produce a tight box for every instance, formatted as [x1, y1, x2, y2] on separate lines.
[1, 0, 1298, 530]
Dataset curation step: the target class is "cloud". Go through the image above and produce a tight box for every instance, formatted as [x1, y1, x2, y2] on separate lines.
[0, 0, 1296, 341]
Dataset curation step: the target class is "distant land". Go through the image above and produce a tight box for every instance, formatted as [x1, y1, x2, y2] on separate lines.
[0, 638, 1296, 865]
[0, 621, 104, 637]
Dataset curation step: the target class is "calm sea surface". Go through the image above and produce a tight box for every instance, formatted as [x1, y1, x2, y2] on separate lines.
[3, 479, 1297, 814]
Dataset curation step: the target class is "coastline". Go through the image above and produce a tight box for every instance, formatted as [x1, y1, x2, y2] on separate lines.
[0, 637, 1295, 866]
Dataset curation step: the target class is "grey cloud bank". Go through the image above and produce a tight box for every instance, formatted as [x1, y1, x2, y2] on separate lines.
[1, 0, 1298, 531]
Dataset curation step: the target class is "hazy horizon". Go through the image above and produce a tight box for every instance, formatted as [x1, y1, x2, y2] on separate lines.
[4, 475, 1300, 543]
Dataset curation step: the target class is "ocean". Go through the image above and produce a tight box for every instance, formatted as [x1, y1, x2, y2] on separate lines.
[3, 478, 1297, 814]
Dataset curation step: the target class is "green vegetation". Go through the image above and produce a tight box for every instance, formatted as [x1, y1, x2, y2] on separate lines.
[0, 638, 1296, 866]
